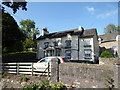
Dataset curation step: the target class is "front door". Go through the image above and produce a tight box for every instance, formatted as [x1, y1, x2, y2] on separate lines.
[47, 50, 54, 56]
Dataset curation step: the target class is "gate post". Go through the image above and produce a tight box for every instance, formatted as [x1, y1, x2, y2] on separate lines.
[50, 58, 59, 82]
[47, 62, 50, 80]
[32, 63, 33, 76]
[114, 65, 120, 89]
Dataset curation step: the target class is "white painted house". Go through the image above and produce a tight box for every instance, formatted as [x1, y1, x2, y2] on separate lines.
[37, 27, 99, 63]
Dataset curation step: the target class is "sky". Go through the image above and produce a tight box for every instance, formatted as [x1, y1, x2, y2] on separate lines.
[5, 2, 118, 36]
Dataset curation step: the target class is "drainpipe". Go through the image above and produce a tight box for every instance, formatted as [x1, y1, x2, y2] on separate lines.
[78, 36, 79, 61]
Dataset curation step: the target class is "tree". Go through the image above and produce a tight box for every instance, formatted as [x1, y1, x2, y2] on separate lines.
[20, 19, 35, 38]
[2, 0, 27, 14]
[23, 39, 35, 50]
[2, 12, 25, 52]
[104, 24, 119, 34]
[20, 19, 39, 50]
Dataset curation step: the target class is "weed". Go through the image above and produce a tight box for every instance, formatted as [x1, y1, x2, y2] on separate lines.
[104, 76, 114, 89]
[0, 72, 8, 78]
[21, 76, 29, 82]
[22, 80, 65, 90]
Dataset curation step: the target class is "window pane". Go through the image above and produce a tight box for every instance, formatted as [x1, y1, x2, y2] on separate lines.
[84, 39, 90, 46]
[84, 49, 92, 59]
[65, 50, 71, 59]
[44, 42, 49, 48]
[65, 40, 71, 48]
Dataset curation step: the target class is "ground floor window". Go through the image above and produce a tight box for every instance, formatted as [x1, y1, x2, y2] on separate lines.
[44, 50, 54, 57]
[84, 49, 92, 59]
[65, 50, 71, 59]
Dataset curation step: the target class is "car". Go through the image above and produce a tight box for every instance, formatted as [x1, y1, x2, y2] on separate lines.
[32, 56, 70, 71]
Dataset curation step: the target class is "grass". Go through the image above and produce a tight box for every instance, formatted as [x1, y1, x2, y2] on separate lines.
[2, 51, 36, 56]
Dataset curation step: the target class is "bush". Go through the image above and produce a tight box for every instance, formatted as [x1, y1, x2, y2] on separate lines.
[100, 51, 113, 58]
[0, 72, 8, 78]
[21, 80, 65, 90]
[21, 76, 29, 82]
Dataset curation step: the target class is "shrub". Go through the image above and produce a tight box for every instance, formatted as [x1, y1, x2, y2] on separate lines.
[21, 80, 65, 90]
[100, 51, 113, 58]
[0, 72, 8, 78]
[21, 76, 29, 82]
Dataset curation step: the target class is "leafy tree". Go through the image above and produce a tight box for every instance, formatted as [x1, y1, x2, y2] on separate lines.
[20, 19, 35, 38]
[23, 39, 35, 50]
[20, 19, 39, 50]
[2, 0, 27, 14]
[2, 12, 25, 52]
[104, 24, 119, 34]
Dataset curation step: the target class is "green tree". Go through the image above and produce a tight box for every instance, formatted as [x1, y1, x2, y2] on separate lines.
[20, 19, 35, 38]
[2, 0, 27, 14]
[2, 12, 25, 52]
[20, 19, 39, 50]
[23, 39, 35, 50]
[104, 24, 119, 34]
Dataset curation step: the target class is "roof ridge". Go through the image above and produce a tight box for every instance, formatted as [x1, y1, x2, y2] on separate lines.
[49, 28, 96, 34]
[99, 32, 118, 36]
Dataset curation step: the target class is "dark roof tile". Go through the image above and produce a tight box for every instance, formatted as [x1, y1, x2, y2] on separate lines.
[99, 33, 118, 41]
[37, 28, 97, 40]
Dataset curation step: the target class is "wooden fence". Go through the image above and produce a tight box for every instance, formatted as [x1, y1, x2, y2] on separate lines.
[2, 62, 51, 77]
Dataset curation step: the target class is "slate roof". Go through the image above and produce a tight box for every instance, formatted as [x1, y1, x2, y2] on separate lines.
[99, 33, 118, 42]
[37, 28, 97, 40]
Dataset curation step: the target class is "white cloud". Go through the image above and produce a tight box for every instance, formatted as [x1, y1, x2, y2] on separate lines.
[97, 9, 117, 19]
[86, 7, 95, 12]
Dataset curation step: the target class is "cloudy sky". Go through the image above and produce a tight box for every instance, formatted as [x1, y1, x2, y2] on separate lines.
[6, 2, 118, 36]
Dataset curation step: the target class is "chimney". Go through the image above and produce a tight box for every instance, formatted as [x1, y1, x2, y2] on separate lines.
[78, 26, 84, 36]
[42, 27, 49, 36]
[78, 26, 84, 31]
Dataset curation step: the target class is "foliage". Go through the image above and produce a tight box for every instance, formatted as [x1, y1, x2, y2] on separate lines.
[20, 19, 39, 50]
[2, 12, 25, 53]
[2, 0, 27, 14]
[20, 19, 35, 35]
[104, 24, 119, 34]
[100, 51, 113, 58]
[21, 77, 29, 82]
[20, 19, 39, 40]
[22, 80, 65, 90]
[2, 51, 36, 56]
[23, 39, 35, 50]
[0, 72, 8, 78]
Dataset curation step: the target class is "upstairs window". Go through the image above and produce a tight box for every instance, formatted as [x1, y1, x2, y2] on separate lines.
[65, 40, 71, 48]
[65, 50, 71, 59]
[84, 39, 91, 47]
[53, 41, 58, 47]
[84, 49, 92, 59]
[44, 42, 49, 48]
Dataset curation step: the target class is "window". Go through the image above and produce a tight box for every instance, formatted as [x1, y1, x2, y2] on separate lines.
[65, 50, 71, 59]
[44, 42, 49, 48]
[84, 39, 91, 47]
[38, 59, 50, 63]
[53, 41, 58, 47]
[84, 49, 92, 59]
[65, 40, 71, 48]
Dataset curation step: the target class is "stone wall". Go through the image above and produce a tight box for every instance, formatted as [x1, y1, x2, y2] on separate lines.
[59, 63, 114, 88]
[99, 58, 120, 65]
[51, 58, 120, 88]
